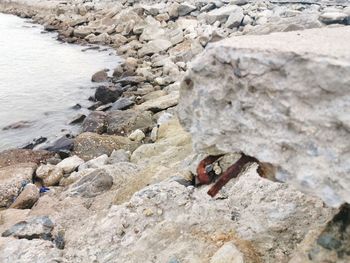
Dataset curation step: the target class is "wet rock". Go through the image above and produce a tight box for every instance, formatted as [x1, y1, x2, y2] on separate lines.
[82, 111, 107, 134]
[135, 91, 179, 112]
[73, 132, 139, 161]
[10, 183, 39, 209]
[2, 216, 54, 240]
[36, 164, 63, 187]
[71, 103, 82, 110]
[44, 135, 74, 155]
[128, 129, 145, 142]
[21, 137, 47, 150]
[68, 169, 113, 198]
[0, 149, 54, 168]
[91, 70, 108, 82]
[94, 85, 123, 104]
[56, 155, 84, 174]
[106, 109, 153, 135]
[2, 120, 33, 130]
[110, 97, 135, 111]
[69, 113, 86, 124]
[178, 27, 350, 207]
[0, 163, 36, 208]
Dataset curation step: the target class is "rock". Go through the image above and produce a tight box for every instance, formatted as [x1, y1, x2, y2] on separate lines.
[0, 163, 37, 208]
[44, 135, 74, 154]
[225, 6, 244, 28]
[73, 132, 139, 161]
[110, 97, 135, 111]
[169, 3, 180, 19]
[319, 12, 349, 24]
[94, 85, 123, 104]
[73, 27, 93, 38]
[210, 242, 244, 263]
[107, 149, 130, 164]
[128, 129, 145, 142]
[2, 120, 32, 130]
[2, 216, 54, 240]
[69, 113, 86, 124]
[88, 32, 111, 44]
[56, 155, 84, 174]
[178, 3, 196, 16]
[10, 183, 39, 209]
[82, 111, 107, 134]
[0, 149, 54, 168]
[178, 27, 350, 207]
[68, 169, 113, 198]
[36, 164, 64, 186]
[78, 154, 108, 171]
[91, 70, 108, 82]
[106, 109, 153, 135]
[206, 5, 242, 24]
[59, 168, 95, 187]
[115, 76, 146, 86]
[21, 137, 47, 150]
[138, 39, 172, 57]
[150, 126, 158, 142]
[135, 91, 179, 112]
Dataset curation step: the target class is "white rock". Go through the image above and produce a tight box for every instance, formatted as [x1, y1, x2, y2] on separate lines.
[206, 5, 242, 24]
[79, 154, 108, 171]
[138, 39, 172, 57]
[210, 242, 244, 263]
[56, 155, 84, 174]
[128, 129, 146, 142]
[225, 6, 244, 28]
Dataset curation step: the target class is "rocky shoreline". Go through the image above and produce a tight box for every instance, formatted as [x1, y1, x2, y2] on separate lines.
[1, 0, 350, 262]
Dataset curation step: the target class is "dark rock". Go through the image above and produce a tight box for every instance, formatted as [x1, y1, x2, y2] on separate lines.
[95, 103, 113, 111]
[69, 114, 86, 124]
[91, 70, 108, 82]
[110, 97, 135, 111]
[106, 109, 154, 135]
[21, 137, 47, 149]
[88, 101, 103, 110]
[317, 234, 342, 250]
[2, 216, 54, 240]
[0, 149, 54, 169]
[44, 24, 57, 32]
[115, 76, 146, 86]
[2, 120, 33, 131]
[54, 231, 65, 249]
[94, 85, 123, 104]
[44, 135, 74, 154]
[82, 111, 107, 134]
[71, 103, 82, 110]
[68, 169, 113, 197]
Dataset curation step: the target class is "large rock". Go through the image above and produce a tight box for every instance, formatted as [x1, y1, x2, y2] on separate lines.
[36, 164, 64, 186]
[82, 111, 107, 134]
[73, 132, 139, 161]
[0, 149, 54, 168]
[106, 109, 154, 135]
[178, 27, 350, 207]
[10, 183, 39, 209]
[0, 163, 37, 208]
[95, 85, 123, 104]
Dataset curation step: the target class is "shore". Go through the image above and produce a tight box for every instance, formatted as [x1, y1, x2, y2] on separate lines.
[0, 0, 350, 262]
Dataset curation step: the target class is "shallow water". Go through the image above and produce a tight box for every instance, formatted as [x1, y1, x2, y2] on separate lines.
[0, 13, 120, 150]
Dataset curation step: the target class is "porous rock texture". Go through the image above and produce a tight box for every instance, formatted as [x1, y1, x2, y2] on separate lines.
[178, 26, 350, 208]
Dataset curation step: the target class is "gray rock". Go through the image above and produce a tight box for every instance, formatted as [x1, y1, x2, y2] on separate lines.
[91, 70, 108, 83]
[206, 5, 241, 24]
[69, 113, 86, 124]
[2, 216, 54, 240]
[94, 85, 123, 104]
[78, 154, 108, 171]
[178, 27, 350, 207]
[73, 27, 93, 38]
[224, 6, 243, 28]
[82, 111, 107, 134]
[178, 3, 196, 16]
[36, 164, 64, 186]
[107, 149, 130, 164]
[56, 155, 85, 174]
[110, 97, 135, 111]
[138, 39, 173, 57]
[319, 12, 349, 24]
[9, 183, 39, 209]
[68, 169, 113, 198]
[115, 76, 145, 86]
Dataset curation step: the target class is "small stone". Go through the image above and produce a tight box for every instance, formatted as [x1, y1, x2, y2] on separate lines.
[128, 129, 145, 142]
[69, 114, 86, 124]
[107, 149, 130, 164]
[91, 70, 108, 82]
[150, 126, 158, 142]
[143, 208, 153, 216]
[36, 164, 64, 187]
[110, 97, 135, 111]
[10, 183, 39, 209]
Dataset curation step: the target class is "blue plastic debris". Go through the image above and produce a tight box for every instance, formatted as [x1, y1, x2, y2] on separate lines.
[39, 187, 50, 193]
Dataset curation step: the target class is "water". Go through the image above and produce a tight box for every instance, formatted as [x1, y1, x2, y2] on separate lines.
[0, 13, 120, 150]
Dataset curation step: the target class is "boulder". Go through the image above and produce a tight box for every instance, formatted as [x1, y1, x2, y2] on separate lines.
[106, 109, 153, 135]
[178, 27, 350, 207]
[0, 149, 54, 168]
[36, 164, 64, 186]
[94, 85, 122, 104]
[2, 216, 54, 240]
[73, 132, 139, 161]
[82, 111, 107, 134]
[0, 163, 37, 208]
[10, 183, 39, 209]
[91, 70, 108, 83]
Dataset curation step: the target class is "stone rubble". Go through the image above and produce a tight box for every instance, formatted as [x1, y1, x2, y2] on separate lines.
[0, 0, 349, 262]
